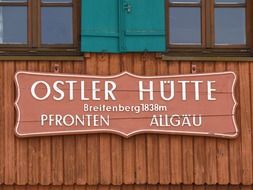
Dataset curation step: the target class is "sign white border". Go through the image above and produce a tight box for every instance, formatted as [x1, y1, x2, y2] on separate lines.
[14, 71, 238, 138]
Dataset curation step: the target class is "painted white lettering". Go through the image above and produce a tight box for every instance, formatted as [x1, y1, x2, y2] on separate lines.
[31, 81, 51, 101]
[92, 81, 101, 101]
[181, 115, 191, 127]
[139, 81, 154, 101]
[104, 81, 116, 100]
[41, 114, 48, 126]
[150, 115, 159, 126]
[160, 81, 175, 101]
[207, 81, 216, 101]
[191, 81, 203, 101]
[193, 114, 202, 126]
[55, 114, 63, 126]
[53, 81, 64, 100]
[170, 115, 181, 127]
[178, 81, 190, 101]
[81, 81, 89, 100]
[66, 81, 77, 100]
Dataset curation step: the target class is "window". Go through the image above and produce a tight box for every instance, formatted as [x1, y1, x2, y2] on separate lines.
[0, 0, 80, 55]
[167, 0, 252, 55]
[169, 0, 201, 46]
[214, 0, 246, 45]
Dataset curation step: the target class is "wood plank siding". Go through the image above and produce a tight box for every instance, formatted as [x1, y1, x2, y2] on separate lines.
[0, 53, 252, 186]
[0, 185, 253, 190]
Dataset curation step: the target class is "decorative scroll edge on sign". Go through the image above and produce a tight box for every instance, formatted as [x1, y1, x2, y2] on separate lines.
[14, 71, 239, 138]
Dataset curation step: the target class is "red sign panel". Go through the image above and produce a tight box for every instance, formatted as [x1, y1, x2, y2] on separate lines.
[15, 71, 238, 138]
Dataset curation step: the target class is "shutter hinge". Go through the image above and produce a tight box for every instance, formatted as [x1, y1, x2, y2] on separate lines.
[123, 2, 132, 13]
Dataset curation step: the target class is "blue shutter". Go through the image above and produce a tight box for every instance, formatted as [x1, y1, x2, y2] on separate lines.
[81, 0, 120, 52]
[123, 0, 166, 52]
[81, 0, 166, 53]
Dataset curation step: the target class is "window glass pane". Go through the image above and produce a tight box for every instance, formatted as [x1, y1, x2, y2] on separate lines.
[215, 0, 245, 4]
[41, 0, 72, 3]
[41, 7, 73, 44]
[215, 8, 245, 45]
[170, 0, 200, 3]
[169, 7, 201, 45]
[0, 6, 27, 44]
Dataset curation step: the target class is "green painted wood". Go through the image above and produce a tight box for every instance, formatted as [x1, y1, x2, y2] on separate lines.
[123, 0, 166, 52]
[81, 0, 166, 52]
[81, 0, 120, 52]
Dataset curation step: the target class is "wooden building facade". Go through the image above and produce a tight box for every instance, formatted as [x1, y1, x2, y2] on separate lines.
[0, 55, 253, 190]
[0, 0, 253, 190]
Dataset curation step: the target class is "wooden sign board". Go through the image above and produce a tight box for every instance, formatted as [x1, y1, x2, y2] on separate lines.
[15, 71, 238, 138]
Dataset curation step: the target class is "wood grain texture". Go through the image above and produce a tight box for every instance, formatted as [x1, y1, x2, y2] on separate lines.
[97, 54, 112, 185]
[74, 61, 88, 185]
[0, 53, 252, 186]
[122, 54, 135, 185]
[123, 137, 135, 184]
[1, 185, 253, 190]
[239, 62, 253, 185]
[203, 62, 217, 185]
[251, 62, 253, 185]
[62, 62, 76, 185]
[181, 61, 194, 184]
[15, 61, 28, 185]
[227, 62, 242, 185]
[76, 134, 88, 185]
[168, 61, 182, 184]
[145, 54, 159, 185]
[193, 62, 205, 185]
[51, 61, 64, 185]
[110, 55, 123, 186]
[134, 54, 147, 184]
[27, 62, 40, 185]
[4, 62, 16, 185]
[0, 61, 4, 184]
[86, 54, 99, 185]
[157, 59, 170, 185]
[39, 61, 52, 185]
[215, 62, 230, 185]
[52, 135, 64, 185]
